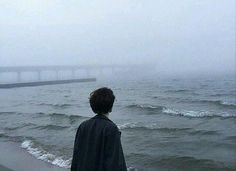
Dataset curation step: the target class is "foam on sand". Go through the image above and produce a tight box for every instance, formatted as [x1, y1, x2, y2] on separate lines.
[21, 140, 71, 169]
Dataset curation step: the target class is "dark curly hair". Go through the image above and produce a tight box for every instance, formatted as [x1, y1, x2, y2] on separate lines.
[89, 87, 115, 115]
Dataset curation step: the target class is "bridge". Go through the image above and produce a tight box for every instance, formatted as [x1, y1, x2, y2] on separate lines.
[0, 65, 147, 88]
[0, 65, 128, 82]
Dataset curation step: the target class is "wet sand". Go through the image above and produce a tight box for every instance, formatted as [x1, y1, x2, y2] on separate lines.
[0, 165, 13, 171]
[0, 141, 69, 171]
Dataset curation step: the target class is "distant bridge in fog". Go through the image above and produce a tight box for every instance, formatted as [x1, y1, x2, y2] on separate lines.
[0, 65, 150, 81]
[0, 65, 151, 88]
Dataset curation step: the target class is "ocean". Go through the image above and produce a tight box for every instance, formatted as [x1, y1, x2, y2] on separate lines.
[0, 74, 235, 171]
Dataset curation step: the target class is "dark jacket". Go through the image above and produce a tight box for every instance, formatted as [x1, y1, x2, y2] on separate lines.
[71, 114, 127, 171]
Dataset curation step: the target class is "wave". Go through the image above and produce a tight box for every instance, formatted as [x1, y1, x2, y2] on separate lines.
[118, 122, 158, 130]
[126, 153, 233, 170]
[0, 112, 17, 115]
[35, 112, 88, 120]
[33, 124, 70, 130]
[21, 140, 71, 168]
[225, 136, 236, 143]
[219, 101, 236, 108]
[4, 123, 36, 131]
[0, 133, 31, 143]
[36, 102, 73, 108]
[151, 96, 236, 109]
[117, 122, 219, 136]
[162, 108, 235, 118]
[127, 167, 143, 171]
[189, 130, 220, 136]
[191, 99, 236, 108]
[210, 93, 235, 97]
[125, 103, 235, 118]
[126, 104, 164, 112]
[34, 112, 89, 125]
[164, 89, 195, 94]
[21, 140, 135, 170]
[118, 122, 191, 132]
[157, 156, 231, 170]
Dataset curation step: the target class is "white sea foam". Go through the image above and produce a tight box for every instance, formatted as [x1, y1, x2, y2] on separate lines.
[140, 104, 158, 109]
[163, 108, 211, 117]
[220, 100, 236, 106]
[21, 140, 71, 168]
[162, 108, 235, 118]
[127, 104, 163, 110]
[162, 108, 180, 115]
[0, 130, 5, 136]
[118, 122, 159, 130]
[127, 167, 139, 171]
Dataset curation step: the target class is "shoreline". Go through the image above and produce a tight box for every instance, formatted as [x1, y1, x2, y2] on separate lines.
[0, 140, 69, 171]
[0, 165, 13, 171]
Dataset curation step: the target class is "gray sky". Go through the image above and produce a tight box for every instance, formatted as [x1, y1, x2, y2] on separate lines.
[0, 0, 235, 74]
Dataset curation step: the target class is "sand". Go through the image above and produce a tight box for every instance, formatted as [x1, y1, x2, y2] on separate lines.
[0, 141, 69, 171]
[0, 165, 13, 171]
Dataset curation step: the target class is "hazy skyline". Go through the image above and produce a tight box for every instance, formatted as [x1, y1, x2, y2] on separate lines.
[0, 0, 235, 74]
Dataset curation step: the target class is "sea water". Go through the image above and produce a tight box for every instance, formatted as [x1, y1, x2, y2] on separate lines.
[0, 74, 235, 171]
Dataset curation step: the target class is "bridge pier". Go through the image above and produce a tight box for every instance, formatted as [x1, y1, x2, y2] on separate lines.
[56, 70, 59, 80]
[111, 67, 115, 75]
[37, 71, 41, 81]
[86, 69, 90, 77]
[71, 69, 75, 79]
[99, 68, 103, 76]
[17, 71, 21, 82]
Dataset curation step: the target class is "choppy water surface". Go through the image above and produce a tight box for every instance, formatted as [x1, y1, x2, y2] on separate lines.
[0, 75, 235, 171]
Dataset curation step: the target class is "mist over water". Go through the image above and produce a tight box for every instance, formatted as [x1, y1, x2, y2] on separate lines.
[0, 0, 235, 75]
[0, 0, 235, 170]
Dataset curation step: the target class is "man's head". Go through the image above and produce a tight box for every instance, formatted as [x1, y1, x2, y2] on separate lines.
[89, 87, 115, 115]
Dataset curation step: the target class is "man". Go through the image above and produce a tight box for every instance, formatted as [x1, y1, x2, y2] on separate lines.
[71, 87, 127, 171]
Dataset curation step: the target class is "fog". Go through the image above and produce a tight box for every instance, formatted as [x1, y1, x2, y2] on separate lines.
[0, 0, 235, 75]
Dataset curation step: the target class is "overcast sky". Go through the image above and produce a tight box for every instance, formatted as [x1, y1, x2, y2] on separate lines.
[0, 0, 235, 74]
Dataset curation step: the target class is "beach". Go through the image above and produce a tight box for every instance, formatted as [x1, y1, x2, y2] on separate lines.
[0, 165, 12, 171]
[0, 141, 68, 171]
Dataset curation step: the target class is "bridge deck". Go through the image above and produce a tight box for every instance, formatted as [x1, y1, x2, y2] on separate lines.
[0, 78, 96, 88]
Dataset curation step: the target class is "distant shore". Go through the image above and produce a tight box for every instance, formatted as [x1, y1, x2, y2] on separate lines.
[0, 140, 68, 171]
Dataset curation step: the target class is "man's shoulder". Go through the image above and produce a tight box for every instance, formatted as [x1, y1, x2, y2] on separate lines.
[79, 115, 118, 131]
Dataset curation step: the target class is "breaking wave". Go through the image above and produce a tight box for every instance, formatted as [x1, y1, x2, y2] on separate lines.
[118, 122, 159, 130]
[189, 99, 236, 108]
[0, 133, 31, 143]
[126, 104, 163, 111]
[219, 100, 236, 107]
[150, 97, 236, 109]
[162, 108, 235, 118]
[118, 123, 219, 135]
[33, 124, 70, 130]
[125, 104, 235, 118]
[118, 122, 191, 132]
[21, 140, 71, 168]
[36, 102, 73, 108]
[35, 112, 88, 120]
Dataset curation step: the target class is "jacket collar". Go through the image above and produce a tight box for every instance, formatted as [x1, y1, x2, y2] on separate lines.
[92, 114, 113, 123]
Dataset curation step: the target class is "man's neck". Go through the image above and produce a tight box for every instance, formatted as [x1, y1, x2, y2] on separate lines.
[103, 113, 109, 118]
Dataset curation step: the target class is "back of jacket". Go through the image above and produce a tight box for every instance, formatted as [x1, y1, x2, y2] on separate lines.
[71, 114, 127, 171]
